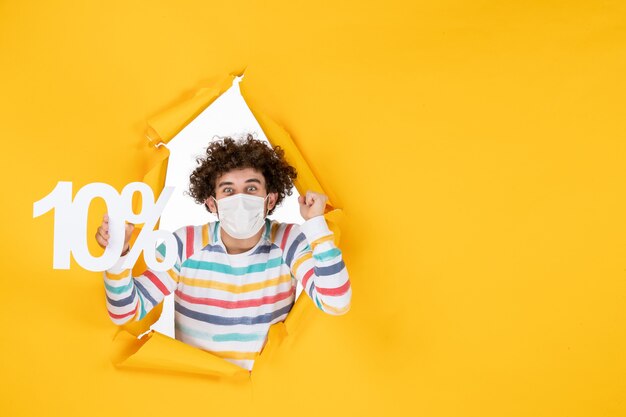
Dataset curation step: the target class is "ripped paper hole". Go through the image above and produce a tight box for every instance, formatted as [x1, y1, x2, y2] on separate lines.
[114, 70, 344, 378]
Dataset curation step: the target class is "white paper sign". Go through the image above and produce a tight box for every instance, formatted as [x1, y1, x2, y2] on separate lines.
[33, 182, 176, 272]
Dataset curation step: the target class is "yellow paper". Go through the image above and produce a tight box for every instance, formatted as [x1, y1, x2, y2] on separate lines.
[111, 330, 249, 379]
[9, 2, 626, 416]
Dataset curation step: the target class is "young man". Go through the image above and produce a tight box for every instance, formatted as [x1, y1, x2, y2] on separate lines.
[96, 135, 352, 370]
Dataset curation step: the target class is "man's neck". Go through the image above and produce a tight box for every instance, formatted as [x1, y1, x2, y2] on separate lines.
[220, 226, 265, 254]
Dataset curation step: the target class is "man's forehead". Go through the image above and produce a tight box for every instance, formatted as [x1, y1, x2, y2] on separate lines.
[216, 168, 265, 185]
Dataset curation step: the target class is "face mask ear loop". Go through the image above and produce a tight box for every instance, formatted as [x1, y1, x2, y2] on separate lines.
[263, 194, 270, 218]
[211, 196, 219, 218]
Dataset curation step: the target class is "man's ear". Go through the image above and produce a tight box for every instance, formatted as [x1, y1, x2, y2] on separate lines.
[205, 196, 217, 214]
[267, 192, 278, 211]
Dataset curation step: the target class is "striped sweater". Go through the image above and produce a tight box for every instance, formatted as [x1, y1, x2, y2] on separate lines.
[103, 215, 351, 370]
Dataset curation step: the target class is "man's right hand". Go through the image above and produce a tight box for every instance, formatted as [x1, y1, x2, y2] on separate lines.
[95, 214, 134, 255]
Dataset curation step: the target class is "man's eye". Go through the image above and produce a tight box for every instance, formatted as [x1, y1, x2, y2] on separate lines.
[224, 188, 233, 193]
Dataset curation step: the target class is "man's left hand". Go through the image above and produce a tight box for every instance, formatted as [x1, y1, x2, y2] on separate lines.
[298, 191, 329, 221]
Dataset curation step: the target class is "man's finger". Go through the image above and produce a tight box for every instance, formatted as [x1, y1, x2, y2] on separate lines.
[95, 234, 108, 248]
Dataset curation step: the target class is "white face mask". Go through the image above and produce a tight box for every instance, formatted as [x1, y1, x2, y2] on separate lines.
[213, 194, 269, 239]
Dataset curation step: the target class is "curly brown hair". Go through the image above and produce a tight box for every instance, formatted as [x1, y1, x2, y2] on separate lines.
[188, 134, 297, 215]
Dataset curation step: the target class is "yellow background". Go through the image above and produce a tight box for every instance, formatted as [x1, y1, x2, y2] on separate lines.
[1, 1, 625, 416]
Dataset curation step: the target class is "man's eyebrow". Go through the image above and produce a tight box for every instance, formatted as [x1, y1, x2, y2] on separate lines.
[217, 181, 234, 188]
[245, 178, 262, 184]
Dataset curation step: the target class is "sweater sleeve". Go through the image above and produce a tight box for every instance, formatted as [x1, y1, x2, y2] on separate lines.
[280, 216, 352, 315]
[102, 228, 184, 325]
